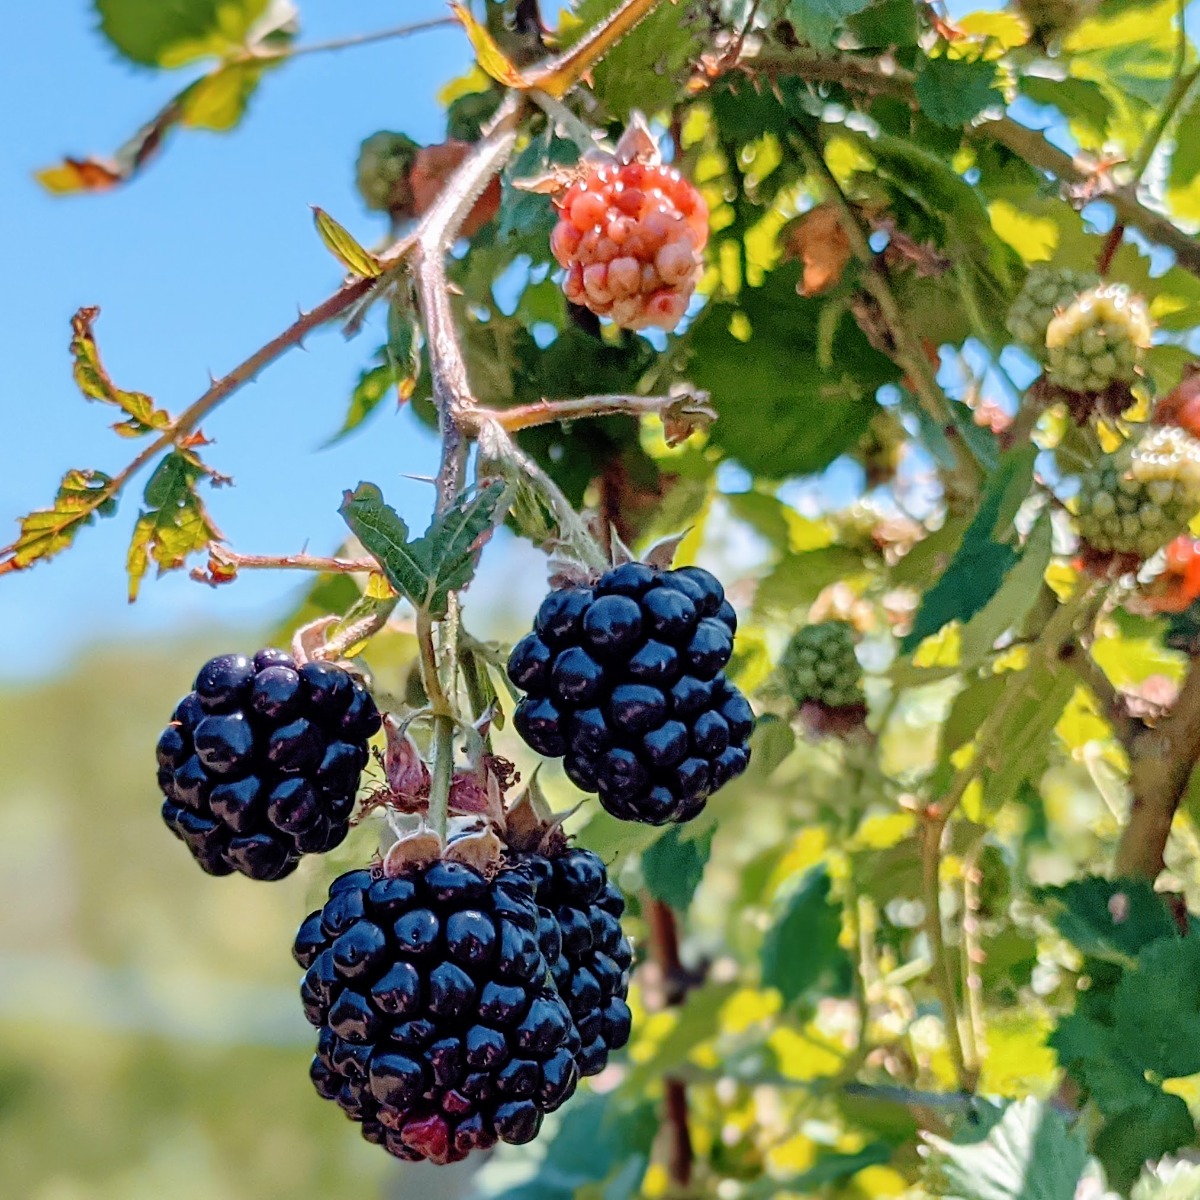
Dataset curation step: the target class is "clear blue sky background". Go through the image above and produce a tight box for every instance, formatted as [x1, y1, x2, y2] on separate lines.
[0, 2, 499, 680]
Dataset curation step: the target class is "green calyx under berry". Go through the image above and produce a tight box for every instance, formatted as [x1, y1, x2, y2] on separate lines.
[780, 621, 865, 712]
[356, 131, 421, 213]
[1076, 425, 1200, 560]
[1044, 283, 1152, 395]
[1006, 265, 1099, 358]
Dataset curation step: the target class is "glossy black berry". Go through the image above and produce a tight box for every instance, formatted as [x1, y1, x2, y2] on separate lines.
[582, 595, 643, 658]
[507, 566, 753, 824]
[154, 651, 381, 879]
[507, 634, 553, 694]
[296, 860, 577, 1164]
[521, 847, 634, 1077]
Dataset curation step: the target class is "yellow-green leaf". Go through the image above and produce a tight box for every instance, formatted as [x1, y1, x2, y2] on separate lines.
[312, 208, 383, 279]
[70, 307, 172, 436]
[0, 469, 116, 574]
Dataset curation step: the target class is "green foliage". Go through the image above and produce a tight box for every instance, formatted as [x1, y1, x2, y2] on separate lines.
[923, 1098, 1089, 1200]
[760, 865, 850, 1006]
[338, 480, 506, 617]
[94, 0, 282, 67]
[902, 448, 1035, 652]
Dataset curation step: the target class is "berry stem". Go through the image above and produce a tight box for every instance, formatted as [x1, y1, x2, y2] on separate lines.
[244, 17, 459, 63]
[202, 548, 377, 575]
[428, 712, 456, 845]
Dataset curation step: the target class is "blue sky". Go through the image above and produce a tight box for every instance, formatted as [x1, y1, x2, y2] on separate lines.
[0, 2, 504, 679]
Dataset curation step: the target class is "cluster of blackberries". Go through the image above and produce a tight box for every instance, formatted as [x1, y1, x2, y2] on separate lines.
[295, 846, 633, 1164]
[154, 650, 381, 880]
[508, 563, 754, 825]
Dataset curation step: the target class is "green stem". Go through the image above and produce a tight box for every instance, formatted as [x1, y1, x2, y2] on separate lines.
[428, 714, 456, 845]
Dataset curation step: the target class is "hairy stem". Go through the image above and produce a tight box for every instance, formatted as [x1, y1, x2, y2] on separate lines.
[412, 96, 523, 516]
[207, 548, 376, 574]
[251, 17, 459, 62]
[960, 838, 986, 1080]
[479, 390, 714, 434]
[428, 714, 456, 845]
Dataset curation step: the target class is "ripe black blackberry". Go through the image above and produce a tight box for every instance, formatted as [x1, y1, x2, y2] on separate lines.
[295, 856, 579, 1164]
[155, 650, 382, 881]
[522, 847, 634, 1077]
[508, 563, 754, 824]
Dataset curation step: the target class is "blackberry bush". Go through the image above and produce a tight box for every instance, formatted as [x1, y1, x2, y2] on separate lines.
[1005, 265, 1099, 356]
[507, 563, 754, 824]
[155, 650, 381, 880]
[1076, 426, 1200, 561]
[295, 852, 579, 1164]
[1045, 283, 1152, 395]
[17, 2, 1200, 1194]
[780, 621, 865, 713]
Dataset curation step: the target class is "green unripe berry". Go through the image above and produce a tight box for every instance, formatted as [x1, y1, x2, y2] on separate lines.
[780, 621, 865, 711]
[355, 131, 421, 213]
[1045, 283, 1152, 394]
[1076, 426, 1200, 559]
[1006, 265, 1099, 358]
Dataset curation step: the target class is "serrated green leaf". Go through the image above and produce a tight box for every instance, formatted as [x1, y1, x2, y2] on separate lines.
[641, 826, 715, 912]
[339, 480, 507, 617]
[70, 308, 171, 436]
[1094, 1091, 1194, 1195]
[421, 479, 508, 613]
[979, 658, 1076, 812]
[1112, 936, 1200, 1078]
[0, 469, 116, 574]
[902, 448, 1036, 652]
[923, 1098, 1087, 1200]
[312, 208, 382, 279]
[846, 0, 920, 46]
[127, 451, 221, 600]
[915, 56, 1003, 127]
[785, 0, 874, 49]
[1035, 876, 1177, 966]
[760, 865, 847, 1007]
[338, 483, 430, 610]
[94, 0, 280, 68]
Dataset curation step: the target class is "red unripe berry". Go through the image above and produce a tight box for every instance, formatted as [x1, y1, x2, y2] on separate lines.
[550, 160, 708, 332]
